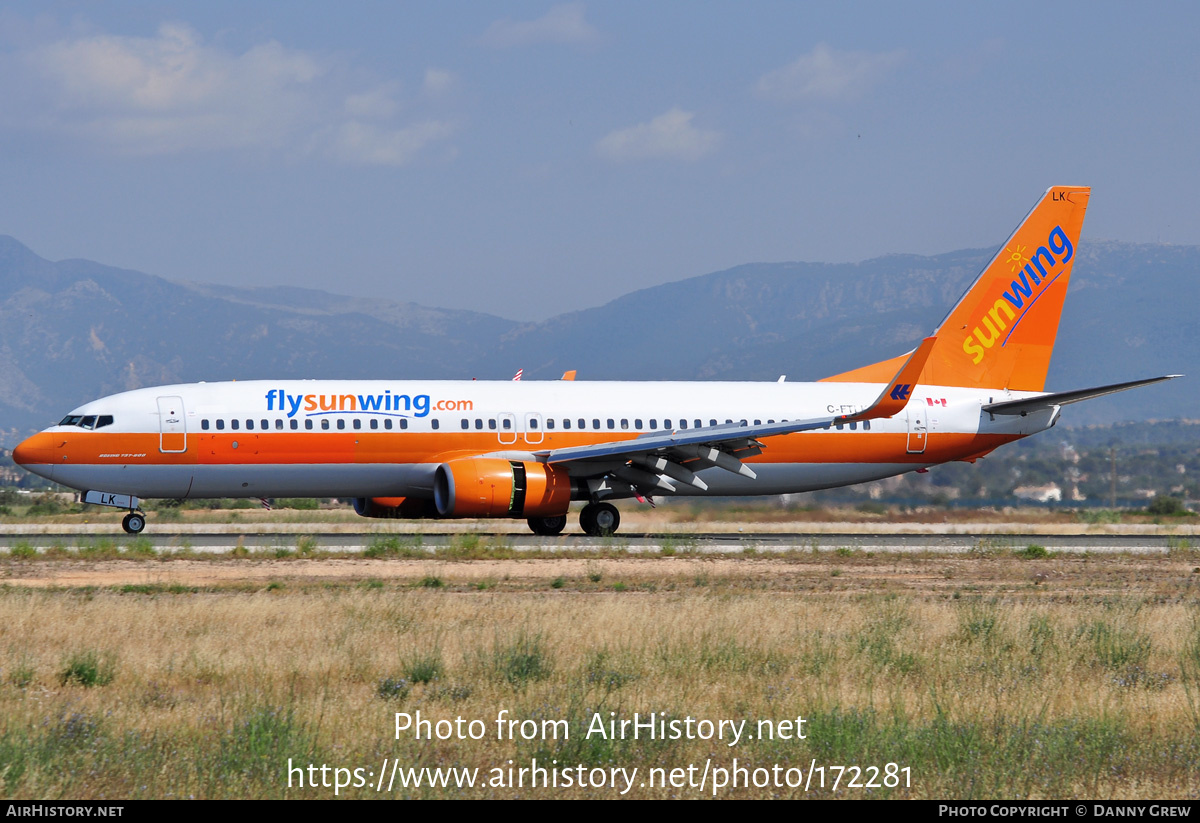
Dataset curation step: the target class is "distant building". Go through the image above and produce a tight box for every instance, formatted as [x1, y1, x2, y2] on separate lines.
[1013, 483, 1062, 503]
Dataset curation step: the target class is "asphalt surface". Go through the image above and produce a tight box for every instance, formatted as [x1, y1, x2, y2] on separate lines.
[0, 530, 1190, 555]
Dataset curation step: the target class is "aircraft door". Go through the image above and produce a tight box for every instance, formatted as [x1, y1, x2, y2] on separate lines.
[906, 406, 928, 454]
[523, 413, 544, 445]
[157, 396, 187, 453]
[497, 413, 517, 445]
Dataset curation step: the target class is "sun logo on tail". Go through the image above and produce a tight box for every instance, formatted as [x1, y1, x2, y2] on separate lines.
[1005, 243, 1029, 273]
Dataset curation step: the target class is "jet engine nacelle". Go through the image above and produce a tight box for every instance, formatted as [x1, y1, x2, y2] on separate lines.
[433, 458, 571, 518]
[352, 496, 439, 519]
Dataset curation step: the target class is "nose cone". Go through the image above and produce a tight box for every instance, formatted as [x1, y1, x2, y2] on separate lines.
[11, 433, 56, 479]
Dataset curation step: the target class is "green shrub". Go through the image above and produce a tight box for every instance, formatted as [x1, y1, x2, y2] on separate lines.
[58, 650, 116, 688]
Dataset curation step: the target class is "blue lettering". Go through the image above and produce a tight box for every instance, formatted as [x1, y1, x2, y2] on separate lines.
[359, 394, 383, 412]
[1030, 246, 1055, 279]
[1048, 225, 1073, 263]
[1002, 267, 1037, 309]
[265, 390, 276, 411]
[414, 394, 430, 417]
[286, 393, 303, 418]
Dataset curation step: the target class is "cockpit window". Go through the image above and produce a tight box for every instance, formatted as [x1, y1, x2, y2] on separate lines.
[59, 414, 115, 429]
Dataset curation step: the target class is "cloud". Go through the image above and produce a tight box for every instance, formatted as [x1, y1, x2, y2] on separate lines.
[1, 22, 455, 165]
[596, 108, 721, 163]
[755, 44, 905, 102]
[481, 3, 599, 48]
[332, 120, 456, 167]
[422, 68, 454, 97]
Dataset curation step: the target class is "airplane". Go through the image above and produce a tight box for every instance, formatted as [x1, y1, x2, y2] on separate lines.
[11, 186, 1179, 536]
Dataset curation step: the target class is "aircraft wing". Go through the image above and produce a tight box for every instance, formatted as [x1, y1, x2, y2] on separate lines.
[981, 375, 1182, 417]
[533, 338, 936, 491]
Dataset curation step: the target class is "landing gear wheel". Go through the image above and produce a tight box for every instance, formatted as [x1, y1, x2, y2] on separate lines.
[580, 502, 620, 537]
[527, 515, 568, 536]
[122, 512, 146, 535]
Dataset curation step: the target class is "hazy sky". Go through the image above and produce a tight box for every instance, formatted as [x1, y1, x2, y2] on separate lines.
[1, 2, 1197, 320]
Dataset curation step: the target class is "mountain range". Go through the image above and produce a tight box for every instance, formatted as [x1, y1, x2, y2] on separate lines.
[0, 234, 1192, 447]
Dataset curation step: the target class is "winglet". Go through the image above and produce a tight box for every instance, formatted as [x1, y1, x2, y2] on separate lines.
[561, 370, 577, 381]
[847, 336, 937, 421]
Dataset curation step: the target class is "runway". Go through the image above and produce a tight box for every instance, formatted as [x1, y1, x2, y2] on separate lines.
[0, 528, 1192, 555]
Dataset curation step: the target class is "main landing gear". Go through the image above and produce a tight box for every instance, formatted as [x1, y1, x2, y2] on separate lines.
[121, 511, 146, 535]
[527, 514, 568, 536]
[526, 504, 622, 536]
[579, 502, 620, 537]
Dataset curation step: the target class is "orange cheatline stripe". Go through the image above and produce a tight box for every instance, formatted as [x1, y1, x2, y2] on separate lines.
[30, 429, 1020, 468]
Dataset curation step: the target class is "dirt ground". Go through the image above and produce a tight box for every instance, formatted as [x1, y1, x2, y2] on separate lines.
[5, 553, 1198, 600]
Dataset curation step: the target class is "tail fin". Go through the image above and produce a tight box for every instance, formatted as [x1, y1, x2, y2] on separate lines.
[823, 186, 1090, 391]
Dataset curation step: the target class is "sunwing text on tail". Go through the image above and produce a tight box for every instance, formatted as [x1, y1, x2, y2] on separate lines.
[13, 186, 1180, 535]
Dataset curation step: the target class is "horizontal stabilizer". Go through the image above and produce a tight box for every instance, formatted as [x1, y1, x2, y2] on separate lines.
[982, 375, 1182, 416]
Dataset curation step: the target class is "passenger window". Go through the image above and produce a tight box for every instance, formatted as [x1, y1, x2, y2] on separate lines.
[321, 420, 330, 430]
[337, 419, 345, 430]
[353, 419, 361, 430]
[370, 419, 378, 430]
[562, 418, 571, 430]
[488, 419, 496, 430]
[216, 420, 225, 431]
[679, 420, 688, 429]
[835, 422, 844, 431]
[400, 419, 407, 430]
[592, 419, 600, 429]
[620, 419, 629, 430]
[432, 419, 440, 430]
[246, 420, 254, 430]
[579, 419, 587, 429]
[275, 419, 283, 430]
[754, 419, 761, 426]
[260, 419, 268, 429]
[664, 419, 671, 429]
[383, 419, 392, 430]
[290, 420, 298, 430]
[649, 419, 657, 430]
[546, 419, 554, 429]
[529, 419, 539, 430]
[710, 420, 717, 427]
[201, 419, 210, 431]
[849, 421, 858, 430]
[635, 419, 643, 429]
[461, 419, 469, 430]
[305, 420, 313, 430]
[502, 419, 512, 430]
[696, 420, 703, 428]
[768, 419, 775, 424]
[864, 420, 871, 431]
[231, 420, 240, 430]
[607, 419, 615, 430]
[475, 419, 483, 430]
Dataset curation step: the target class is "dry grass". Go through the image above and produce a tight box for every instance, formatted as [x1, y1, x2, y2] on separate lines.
[0, 553, 1198, 799]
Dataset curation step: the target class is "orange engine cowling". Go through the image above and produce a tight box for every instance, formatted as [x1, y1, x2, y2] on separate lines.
[352, 497, 439, 519]
[434, 458, 571, 518]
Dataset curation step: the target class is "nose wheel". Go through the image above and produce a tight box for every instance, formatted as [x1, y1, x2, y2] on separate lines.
[579, 502, 620, 536]
[122, 512, 146, 535]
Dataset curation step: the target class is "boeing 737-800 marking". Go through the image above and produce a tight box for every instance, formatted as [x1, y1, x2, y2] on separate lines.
[11, 187, 1179, 536]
